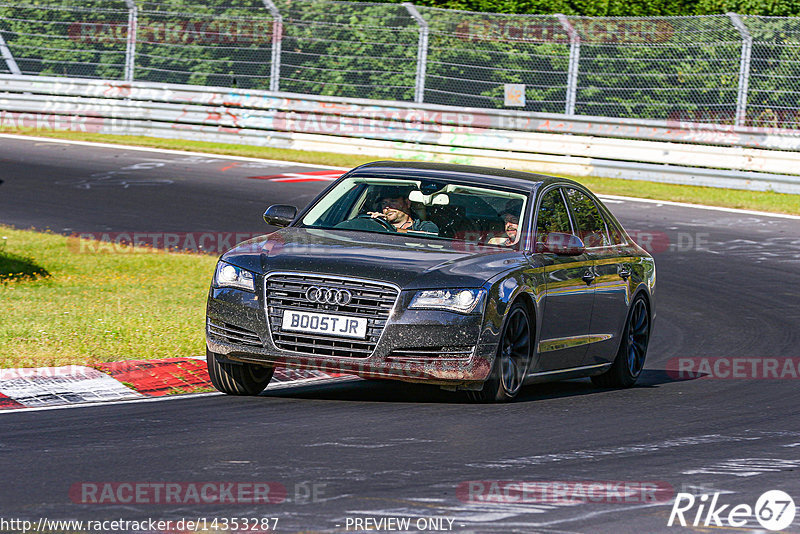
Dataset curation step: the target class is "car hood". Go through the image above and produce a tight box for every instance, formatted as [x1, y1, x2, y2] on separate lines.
[220, 227, 525, 289]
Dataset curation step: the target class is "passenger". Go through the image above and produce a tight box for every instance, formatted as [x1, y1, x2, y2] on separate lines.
[488, 200, 523, 246]
[368, 186, 439, 234]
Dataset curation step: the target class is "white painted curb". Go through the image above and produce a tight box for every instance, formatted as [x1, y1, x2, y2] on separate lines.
[0, 366, 142, 408]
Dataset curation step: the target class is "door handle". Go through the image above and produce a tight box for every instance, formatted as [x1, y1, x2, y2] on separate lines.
[618, 265, 632, 280]
[582, 270, 595, 284]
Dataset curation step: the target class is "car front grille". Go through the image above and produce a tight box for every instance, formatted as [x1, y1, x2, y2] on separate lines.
[207, 320, 262, 347]
[265, 273, 399, 358]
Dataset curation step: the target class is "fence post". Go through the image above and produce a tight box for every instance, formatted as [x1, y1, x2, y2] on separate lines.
[728, 12, 752, 127]
[0, 30, 21, 75]
[556, 14, 579, 116]
[262, 0, 282, 93]
[403, 3, 428, 104]
[123, 0, 137, 82]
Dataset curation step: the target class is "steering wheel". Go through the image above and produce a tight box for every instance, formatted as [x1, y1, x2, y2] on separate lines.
[355, 214, 396, 232]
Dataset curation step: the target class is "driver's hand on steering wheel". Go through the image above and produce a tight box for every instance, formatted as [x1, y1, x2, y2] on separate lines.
[367, 211, 387, 219]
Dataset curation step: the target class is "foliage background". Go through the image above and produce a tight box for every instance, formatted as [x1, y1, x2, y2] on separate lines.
[2, 0, 800, 126]
[397, 0, 800, 16]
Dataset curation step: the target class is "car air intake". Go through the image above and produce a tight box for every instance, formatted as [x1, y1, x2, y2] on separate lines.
[386, 347, 476, 362]
[207, 320, 262, 347]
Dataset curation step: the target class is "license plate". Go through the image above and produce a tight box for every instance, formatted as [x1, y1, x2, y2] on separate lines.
[281, 310, 368, 339]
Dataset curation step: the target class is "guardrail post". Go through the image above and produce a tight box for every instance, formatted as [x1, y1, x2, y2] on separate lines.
[0, 30, 21, 75]
[728, 12, 752, 127]
[556, 14, 579, 116]
[262, 0, 282, 93]
[403, 3, 428, 104]
[124, 0, 137, 82]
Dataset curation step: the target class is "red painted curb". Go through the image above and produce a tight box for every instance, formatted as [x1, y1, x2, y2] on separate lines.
[0, 359, 356, 409]
[0, 392, 24, 410]
[247, 170, 343, 182]
[94, 359, 350, 397]
[95, 358, 212, 397]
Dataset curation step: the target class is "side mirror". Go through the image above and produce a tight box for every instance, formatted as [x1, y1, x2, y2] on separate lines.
[535, 232, 586, 256]
[263, 204, 297, 227]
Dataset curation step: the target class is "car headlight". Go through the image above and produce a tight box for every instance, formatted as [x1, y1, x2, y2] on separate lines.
[214, 261, 255, 292]
[409, 288, 486, 314]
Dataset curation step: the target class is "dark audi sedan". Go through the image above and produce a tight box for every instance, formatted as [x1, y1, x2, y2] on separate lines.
[206, 162, 655, 402]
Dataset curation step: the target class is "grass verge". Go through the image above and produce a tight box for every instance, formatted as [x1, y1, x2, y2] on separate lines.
[0, 242, 50, 284]
[0, 225, 216, 369]
[2, 128, 799, 215]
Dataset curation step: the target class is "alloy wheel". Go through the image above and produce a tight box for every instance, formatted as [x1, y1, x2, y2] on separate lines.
[626, 298, 649, 377]
[499, 307, 531, 396]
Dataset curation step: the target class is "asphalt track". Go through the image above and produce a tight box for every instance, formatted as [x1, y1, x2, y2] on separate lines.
[1, 135, 800, 533]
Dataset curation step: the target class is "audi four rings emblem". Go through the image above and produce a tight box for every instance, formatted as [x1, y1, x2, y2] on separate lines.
[305, 286, 353, 305]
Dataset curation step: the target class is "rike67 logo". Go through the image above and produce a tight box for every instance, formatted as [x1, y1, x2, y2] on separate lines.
[668, 490, 796, 531]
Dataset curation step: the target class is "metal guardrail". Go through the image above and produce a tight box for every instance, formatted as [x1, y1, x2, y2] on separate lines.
[5, 1, 800, 132]
[1, 74, 799, 194]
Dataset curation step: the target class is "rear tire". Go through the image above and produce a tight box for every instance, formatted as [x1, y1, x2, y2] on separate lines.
[591, 295, 650, 388]
[206, 349, 274, 395]
[469, 302, 532, 403]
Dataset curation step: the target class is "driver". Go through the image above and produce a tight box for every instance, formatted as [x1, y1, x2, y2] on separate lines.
[488, 199, 523, 246]
[368, 186, 439, 234]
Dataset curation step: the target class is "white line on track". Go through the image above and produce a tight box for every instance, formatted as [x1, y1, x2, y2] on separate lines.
[2, 133, 798, 220]
[597, 194, 800, 221]
[0, 133, 347, 170]
[0, 390, 220, 414]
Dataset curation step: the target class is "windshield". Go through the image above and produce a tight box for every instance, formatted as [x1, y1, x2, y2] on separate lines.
[301, 176, 528, 247]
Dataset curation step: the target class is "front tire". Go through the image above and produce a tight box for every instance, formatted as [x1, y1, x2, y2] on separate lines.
[207, 349, 274, 395]
[469, 302, 532, 403]
[591, 295, 651, 388]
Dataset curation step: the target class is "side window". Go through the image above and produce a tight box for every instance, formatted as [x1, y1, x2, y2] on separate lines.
[536, 188, 572, 242]
[603, 213, 626, 245]
[564, 188, 608, 248]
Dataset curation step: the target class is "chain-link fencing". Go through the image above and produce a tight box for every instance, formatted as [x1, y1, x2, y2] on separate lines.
[134, 0, 275, 88]
[0, 1, 129, 79]
[572, 16, 743, 124]
[2, 0, 800, 129]
[419, 8, 571, 113]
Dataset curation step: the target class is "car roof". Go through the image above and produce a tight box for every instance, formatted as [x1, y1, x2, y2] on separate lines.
[347, 161, 583, 192]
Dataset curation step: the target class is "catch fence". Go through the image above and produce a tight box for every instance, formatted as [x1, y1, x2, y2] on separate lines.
[3, 1, 800, 129]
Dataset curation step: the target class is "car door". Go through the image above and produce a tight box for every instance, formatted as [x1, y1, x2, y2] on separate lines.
[563, 187, 631, 366]
[530, 186, 596, 372]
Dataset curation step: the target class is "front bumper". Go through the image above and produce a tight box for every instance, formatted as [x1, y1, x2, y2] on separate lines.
[206, 286, 497, 386]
